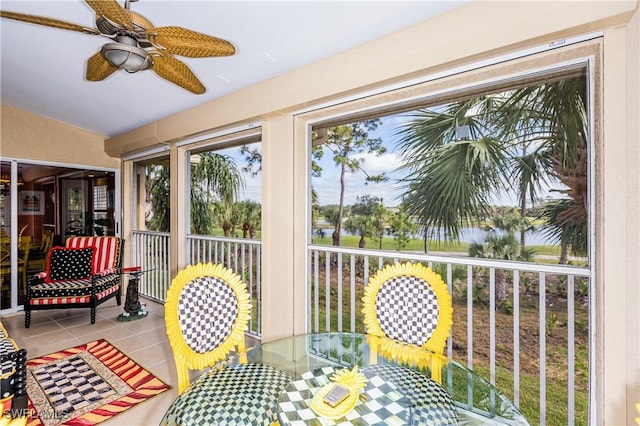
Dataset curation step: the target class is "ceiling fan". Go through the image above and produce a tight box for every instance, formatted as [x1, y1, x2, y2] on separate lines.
[0, 0, 236, 94]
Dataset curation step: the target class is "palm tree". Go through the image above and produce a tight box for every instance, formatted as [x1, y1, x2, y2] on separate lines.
[395, 98, 507, 241]
[348, 195, 387, 249]
[322, 205, 341, 246]
[481, 210, 535, 261]
[146, 165, 170, 232]
[388, 208, 416, 251]
[190, 181, 213, 234]
[469, 210, 534, 303]
[537, 197, 587, 263]
[213, 201, 233, 237]
[146, 152, 245, 234]
[192, 152, 244, 207]
[394, 75, 588, 256]
[319, 120, 386, 246]
[344, 215, 371, 248]
[370, 203, 390, 250]
[237, 200, 261, 239]
[192, 152, 244, 236]
[499, 77, 588, 254]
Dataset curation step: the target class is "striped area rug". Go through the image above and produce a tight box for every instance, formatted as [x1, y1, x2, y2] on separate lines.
[24, 339, 169, 426]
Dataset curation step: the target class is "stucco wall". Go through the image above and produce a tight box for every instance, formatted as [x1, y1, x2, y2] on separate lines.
[0, 103, 118, 169]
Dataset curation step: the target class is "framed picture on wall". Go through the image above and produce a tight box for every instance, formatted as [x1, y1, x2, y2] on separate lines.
[19, 190, 45, 215]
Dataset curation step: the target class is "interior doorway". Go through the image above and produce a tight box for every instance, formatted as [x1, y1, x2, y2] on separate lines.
[0, 160, 119, 311]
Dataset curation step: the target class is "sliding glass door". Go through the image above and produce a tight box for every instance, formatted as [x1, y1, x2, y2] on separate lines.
[0, 159, 119, 312]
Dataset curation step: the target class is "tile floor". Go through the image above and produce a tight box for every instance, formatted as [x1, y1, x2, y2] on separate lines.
[1, 299, 182, 425]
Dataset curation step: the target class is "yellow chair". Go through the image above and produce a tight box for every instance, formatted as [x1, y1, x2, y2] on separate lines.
[0, 241, 9, 295]
[27, 230, 53, 275]
[162, 263, 291, 426]
[362, 261, 453, 383]
[1, 236, 30, 297]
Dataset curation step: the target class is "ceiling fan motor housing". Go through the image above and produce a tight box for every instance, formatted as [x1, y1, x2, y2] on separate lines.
[101, 35, 153, 73]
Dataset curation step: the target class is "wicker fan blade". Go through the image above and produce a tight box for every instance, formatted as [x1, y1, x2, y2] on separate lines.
[148, 26, 235, 58]
[0, 11, 99, 34]
[86, 51, 119, 81]
[85, 0, 132, 30]
[151, 52, 205, 94]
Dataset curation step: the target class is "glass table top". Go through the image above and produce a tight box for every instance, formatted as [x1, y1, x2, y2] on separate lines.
[220, 332, 530, 426]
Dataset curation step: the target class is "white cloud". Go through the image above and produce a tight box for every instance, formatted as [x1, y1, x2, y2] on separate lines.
[352, 151, 403, 175]
[312, 166, 404, 206]
[311, 142, 410, 206]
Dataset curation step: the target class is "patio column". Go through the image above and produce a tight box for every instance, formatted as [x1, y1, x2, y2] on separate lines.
[171, 143, 189, 275]
[260, 114, 300, 341]
[601, 18, 640, 426]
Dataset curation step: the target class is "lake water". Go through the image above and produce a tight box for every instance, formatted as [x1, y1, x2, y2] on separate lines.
[450, 227, 555, 246]
[314, 227, 557, 246]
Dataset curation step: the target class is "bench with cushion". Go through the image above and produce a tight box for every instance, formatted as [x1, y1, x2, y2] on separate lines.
[0, 321, 27, 417]
[25, 236, 124, 328]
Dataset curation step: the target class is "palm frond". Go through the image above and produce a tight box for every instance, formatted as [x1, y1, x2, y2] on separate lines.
[400, 137, 508, 239]
[537, 197, 587, 255]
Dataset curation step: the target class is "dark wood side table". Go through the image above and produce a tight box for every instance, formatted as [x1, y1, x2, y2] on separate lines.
[117, 266, 153, 322]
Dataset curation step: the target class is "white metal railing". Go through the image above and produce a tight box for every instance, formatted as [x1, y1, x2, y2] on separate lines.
[132, 230, 589, 424]
[308, 244, 590, 426]
[132, 230, 171, 302]
[187, 234, 262, 338]
[132, 231, 262, 337]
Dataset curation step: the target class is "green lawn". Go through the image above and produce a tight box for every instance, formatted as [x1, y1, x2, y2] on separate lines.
[311, 234, 565, 258]
[468, 364, 589, 426]
[312, 235, 469, 252]
[212, 227, 567, 260]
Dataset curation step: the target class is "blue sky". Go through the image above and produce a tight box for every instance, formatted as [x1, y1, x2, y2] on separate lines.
[312, 115, 409, 207]
[220, 121, 408, 206]
[222, 114, 564, 208]
[219, 142, 262, 202]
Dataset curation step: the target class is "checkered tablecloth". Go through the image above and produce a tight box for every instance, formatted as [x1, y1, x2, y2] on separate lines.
[366, 363, 458, 425]
[277, 366, 411, 425]
[277, 364, 458, 426]
[162, 363, 293, 426]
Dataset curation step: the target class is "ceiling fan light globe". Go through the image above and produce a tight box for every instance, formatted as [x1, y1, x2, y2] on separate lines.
[101, 42, 152, 73]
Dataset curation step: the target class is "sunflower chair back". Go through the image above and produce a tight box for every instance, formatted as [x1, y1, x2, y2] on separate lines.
[162, 263, 291, 426]
[362, 262, 453, 383]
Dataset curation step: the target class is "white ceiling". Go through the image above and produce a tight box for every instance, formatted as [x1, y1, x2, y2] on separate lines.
[1, 1, 466, 138]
